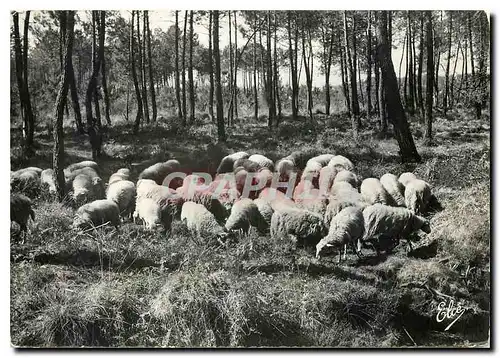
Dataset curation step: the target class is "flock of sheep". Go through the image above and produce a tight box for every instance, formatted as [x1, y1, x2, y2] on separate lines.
[10, 150, 434, 262]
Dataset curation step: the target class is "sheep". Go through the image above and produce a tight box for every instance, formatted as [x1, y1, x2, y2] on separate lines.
[133, 198, 173, 231]
[108, 168, 130, 185]
[318, 166, 341, 194]
[11, 193, 35, 237]
[404, 179, 432, 215]
[398, 172, 417, 187]
[216, 151, 250, 174]
[73, 199, 121, 230]
[333, 170, 359, 188]
[177, 186, 227, 222]
[324, 182, 365, 226]
[40, 169, 57, 194]
[106, 180, 136, 219]
[72, 174, 99, 206]
[65, 167, 103, 198]
[360, 178, 390, 205]
[180, 201, 229, 243]
[275, 156, 296, 182]
[65, 161, 100, 176]
[306, 153, 335, 168]
[10, 169, 41, 193]
[316, 206, 364, 262]
[362, 203, 431, 253]
[253, 198, 274, 227]
[233, 158, 260, 172]
[380, 173, 406, 207]
[248, 154, 274, 171]
[116, 168, 130, 176]
[258, 187, 296, 211]
[294, 188, 329, 217]
[300, 160, 322, 188]
[225, 198, 268, 234]
[16, 167, 43, 175]
[327, 155, 354, 172]
[138, 159, 181, 185]
[287, 150, 317, 170]
[270, 206, 328, 247]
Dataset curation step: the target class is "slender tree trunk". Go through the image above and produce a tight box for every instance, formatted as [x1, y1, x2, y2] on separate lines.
[339, 32, 351, 113]
[228, 11, 234, 125]
[208, 11, 214, 120]
[181, 11, 187, 124]
[417, 12, 425, 116]
[444, 12, 452, 115]
[137, 11, 149, 123]
[399, 33, 406, 92]
[302, 27, 313, 120]
[344, 11, 359, 137]
[425, 11, 434, 141]
[450, 39, 461, 108]
[53, 11, 75, 201]
[146, 11, 157, 122]
[92, 13, 101, 128]
[253, 14, 259, 120]
[234, 11, 239, 119]
[407, 12, 415, 115]
[287, 12, 298, 119]
[68, 52, 84, 134]
[376, 10, 421, 162]
[213, 10, 226, 141]
[404, 26, 409, 107]
[188, 10, 195, 124]
[130, 11, 143, 133]
[273, 12, 282, 122]
[366, 11, 373, 116]
[468, 12, 475, 77]
[267, 11, 275, 126]
[357, 56, 364, 107]
[98, 11, 111, 126]
[324, 26, 334, 116]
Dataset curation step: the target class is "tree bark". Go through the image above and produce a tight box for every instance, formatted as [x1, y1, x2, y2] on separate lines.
[425, 11, 434, 141]
[213, 10, 226, 141]
[302, 26, 313, 120]
[254, 14, 259, 120]
[287, 12, 298, 119]
[376, 10, 421, 162]
[234, 11, 239, 120]
[417, 12, 425, 116]
[444, 12, 452, 115]
[399, 32, 406, 92]
[146, 11, 157, 122]
[181, 11, 188, 124]
[174, 11, 183, 122]
[137, 11, 149, 123]
[366, 11, 373, 116]
[130, 11, 143, 133]
[273, 11, 282, 122]
[92, 13, 101, 128]
[208, 11, 214, 120]
[267, 11, 275, 126]
[450, 38, 461, 108]
[98, 11, 111, 126]
[53, 11, 75, 201]
[407, 12, 415, 115]
[188, 10, 195, 124]
[339, 31, 351, 113]
[344, 11, 359, 138]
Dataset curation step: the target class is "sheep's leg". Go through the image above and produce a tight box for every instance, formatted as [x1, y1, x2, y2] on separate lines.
[338, 249, 342, 264]
[343, 244, 347, 260]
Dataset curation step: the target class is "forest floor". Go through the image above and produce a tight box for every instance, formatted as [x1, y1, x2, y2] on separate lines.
[10, 108, 490, 347]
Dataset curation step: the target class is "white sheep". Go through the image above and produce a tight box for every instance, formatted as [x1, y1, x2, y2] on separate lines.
[324, 182, 365, 226]
[72, 174, 99, 206]
[133, 198, 172, 231]
[10, 169, 41, 192]
[258, 187, 296, 211]
[306, 154, 336, 168]
[106, 180, 136, 219]
[16, 167, 43, 175]
[398, 172, 417, 187]
[180, 201, 229, 242]
[362, 203, 431, 253]
[333, 170, 359, 188]
[270, 206, 328, 247]
[138, 159, 181, 185]
[253, 198, 274, 227]
[11, 193, 35, 236]
[41, 169, 57, 194]
[294, 188, 329, 217]
[233, 158, 260, 172]
[380, 173, 406, 207]
[137, 179, 183, 217]
[300, 160, 322, 188]
[216, 151, 250, 174]
[65, 167, 103, 198]
[404, 179, 432, 215]
[116, 168, 130, 176]
[360, 178, 390, 205]
[73, 199, 121, 230]
[327, 155, 354, 171]
[66, 160, 100, 174]
[108, 168, 130, 185]
[225, 198, 268, 234]
[275, 156, 296, 181]
[318, 166, 341, 194]
[316, 206, 364, 262]
[248, 154, 274, 171]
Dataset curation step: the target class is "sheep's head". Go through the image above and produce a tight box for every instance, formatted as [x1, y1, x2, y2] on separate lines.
[74, 189, 89, 206]
[420, 220, 431, 234]
[316, 241, 339, 259]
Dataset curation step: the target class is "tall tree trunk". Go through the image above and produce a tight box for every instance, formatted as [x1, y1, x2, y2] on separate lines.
[450, 39, 461, 108]
[137, 11, 149, 123]
[146, 11, 157, 122]
[92, 13, 101, 128]
[468, 12, 475, 77]
[228, 11, 234, 125]
[339, 32, 351, 113]
[253, 14, 259, 120]
[68, 51, 84, 134]
[188, 10, 195, 124]
[53, 11, 75, 201]
[404, 26, 409, 108]
[267, 11, 275, 126]
[213, 10, 226, 141]
[233, 11, 239, 119]
[13, 11, 35, 155]
[424, 11, 434, 141]
[208, 11, 214, 120]
[130, 11, 143, 133]
[357, 56, 364, 107]
[407, 11, 415, 115]
[399, 33, 406, 92]
[344, 11, 359, 137]
[366, 11, 373, 116]
[175, 11, 183, 122]
[417, 12, 425, 117]
[302, 27, 313, 120]
[287, 12, 298, 119]
[273, 11, 282, 122]
[181, 11, 187, 124]
[99, 11, 111, 126]
[444, 12, 452, 115]
[376, 10, 421, 162]
[324, 25, 334, 116]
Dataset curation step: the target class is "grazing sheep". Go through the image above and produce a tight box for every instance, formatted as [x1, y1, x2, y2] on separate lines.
[65, 167, 103, 198]
[360, 178, 390, 205]
[108, 168, 130, 185]
[287, 150, 317, 170]
[137, 180, 176, 207]
[300, 160, 322, 188]
[295, 188, 329, 216]
[404, 179, 432, 215]
[327, 155, 354, 172]
[275, 156, 296, 181]
[116, 168, 130, 176]
[41, 169, 57, 194]
[16, 167, 43, 175]
[233, 158, 260, 173]
[333, 170, 359, 188]
[178, 187, 227, 222]
[225, 198, 268, 234]
[234, 167, 249, 194]
[106, 180, 136, 219]
[216, 151, 250, 174]
[138, 159, 181, 185]
[380, 173, 406, 207]
[362, 203, 431, 253]
[10, 193, 35, 235]
[133, 198, 172, 231]
[270, 207, 328, 247]
[318, 166, 341, 194]
[72, 174, 99, 206]
[66, 161, 100, 175]
[316, 206, 364, 261]
[258, 187, 296, 211]
[253, 198, 274, 227]
[306, 154, 335, 168]
[180, 201, 229, 242]
[11, 169, 41, 192]
[254, 168, 273, 190]
[248, 154, 274, 171]
[73, 199, 121, 230]
[324, 182, 365, 226]
[398, 172, 417, 187]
